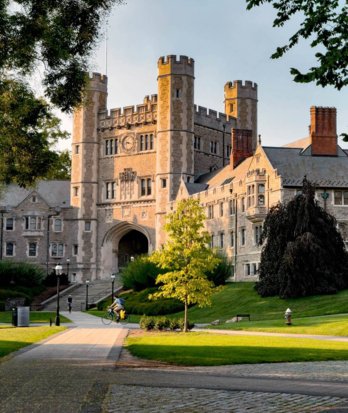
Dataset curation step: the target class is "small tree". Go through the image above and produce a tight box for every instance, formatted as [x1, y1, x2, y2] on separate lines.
[257, 178, 348, 298]
[150, 199, 220, 332]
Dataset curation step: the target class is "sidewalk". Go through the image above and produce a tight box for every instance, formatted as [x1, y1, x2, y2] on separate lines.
[0, 311, 128, 413]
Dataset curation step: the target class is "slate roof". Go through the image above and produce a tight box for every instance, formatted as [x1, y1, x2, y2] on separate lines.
[263, 146, 348, 188]
[0, 180, 71, 208]
[184, 182, 208, 195]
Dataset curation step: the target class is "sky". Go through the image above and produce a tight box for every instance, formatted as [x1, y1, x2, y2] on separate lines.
[59, 0, 347, 150]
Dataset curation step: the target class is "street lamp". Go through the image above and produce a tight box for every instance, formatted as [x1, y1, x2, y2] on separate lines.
[55, 263, 63, 326]
[66, 258, 70, 282]
[0, 206, 11, 261]
[111, 273, 116, 301]
[85, 280, 90, 311]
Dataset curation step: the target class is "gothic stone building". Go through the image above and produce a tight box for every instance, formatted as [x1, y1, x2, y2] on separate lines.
[1, 55, 347, 282]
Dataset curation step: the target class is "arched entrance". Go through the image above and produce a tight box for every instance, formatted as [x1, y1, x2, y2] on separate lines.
[118, 230, 148, 267]
[100, 222, 152, 277]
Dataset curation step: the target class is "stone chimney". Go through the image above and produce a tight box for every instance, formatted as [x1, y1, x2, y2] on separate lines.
[231, 129, 253, 169]
[310, 106, 337, 156]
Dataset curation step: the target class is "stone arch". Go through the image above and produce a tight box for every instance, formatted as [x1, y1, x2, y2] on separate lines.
[100, 222, 152, 277]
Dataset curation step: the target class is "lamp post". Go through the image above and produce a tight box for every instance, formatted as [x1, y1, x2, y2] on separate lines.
[66, 258, 70, 282]
[55, 263, 63, 326]
[321, 190, 329, 211]
[111, 273, 116, 301]
[85, 280, 90, 311]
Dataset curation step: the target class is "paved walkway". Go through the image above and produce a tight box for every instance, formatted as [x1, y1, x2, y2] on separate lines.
[0, 312, 348, 412]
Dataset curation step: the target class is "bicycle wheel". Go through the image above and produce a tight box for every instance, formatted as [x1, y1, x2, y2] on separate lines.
[101, 311, 114, 325]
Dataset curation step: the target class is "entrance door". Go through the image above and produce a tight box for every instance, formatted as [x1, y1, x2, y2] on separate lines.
[118, 230, 148, 267]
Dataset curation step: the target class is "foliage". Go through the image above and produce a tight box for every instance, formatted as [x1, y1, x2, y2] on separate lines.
[43, 271, 69, 287]
[0, 0, 124, 112]
[139, 315, 194, 331]
[0, 261, 45, 288]
[121, 288, 184, 316]
[44, 150, 71, 180]
[205, 252, 232, 286]
[121, 255, 166, 292]
[126, 332, 348, 366]
[150, 199, 220, 331]
[0, 79, 69, 186]
[246, 0, 348, 90]
[256, 178, 348, 298]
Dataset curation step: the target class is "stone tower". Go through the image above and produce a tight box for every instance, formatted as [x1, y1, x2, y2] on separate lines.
[155, 55, 195, 246]
[71, 73, 108, 280]
[224, 80, 258, 150]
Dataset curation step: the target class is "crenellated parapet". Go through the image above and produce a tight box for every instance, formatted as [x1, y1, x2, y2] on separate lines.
[157, 55, 194, 77]
[158, 54, 194, 66]
[224, 80, 257, 100]
[194, 105, 236, 131]
[98, 95, 158, 130]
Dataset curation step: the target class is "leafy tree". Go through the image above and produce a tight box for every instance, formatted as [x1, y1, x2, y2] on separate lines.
[257, 178, 348, 298]
[246, 0, 348, 90]
[0, 79, 69, 186]
[44, 150, 72, 180]
[150, 199, 220, 332]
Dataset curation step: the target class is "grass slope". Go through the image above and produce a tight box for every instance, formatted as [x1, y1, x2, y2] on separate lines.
[126, 332, 348, 366]
[183, 283, 348, 323]
[0, 311, 70, 324]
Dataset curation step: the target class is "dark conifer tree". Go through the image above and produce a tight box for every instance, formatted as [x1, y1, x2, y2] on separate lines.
[256, 178, 348, 298]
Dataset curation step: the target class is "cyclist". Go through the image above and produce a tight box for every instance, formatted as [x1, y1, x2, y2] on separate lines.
[109, 296, 125, 322]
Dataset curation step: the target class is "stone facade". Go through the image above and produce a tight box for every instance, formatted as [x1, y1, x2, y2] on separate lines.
[1, 55, 347, 283]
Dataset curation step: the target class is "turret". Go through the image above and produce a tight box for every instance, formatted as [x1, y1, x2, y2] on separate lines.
[155, 55, 195, 246]
[71, 72, 108, 280]
[224, 80, 258, 150]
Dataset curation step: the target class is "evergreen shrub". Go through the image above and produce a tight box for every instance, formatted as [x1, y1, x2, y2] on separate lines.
[205, 253, 232, 285]
[0, 261, 45, 288]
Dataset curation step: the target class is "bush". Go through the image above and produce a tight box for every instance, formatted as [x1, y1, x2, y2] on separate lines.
[139, 315, 194, 331]
[121, 255, 167, 291]
[44, 271, 69, 287]
[205, 253, 232, 286]
[154, 316, 170, 331]
[122, 288, 184, 316]
[0, 261, 45, 288]
[139, 315, 155, 330]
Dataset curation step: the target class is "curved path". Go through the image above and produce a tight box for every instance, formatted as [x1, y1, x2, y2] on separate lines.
[0, 312, 347, 413]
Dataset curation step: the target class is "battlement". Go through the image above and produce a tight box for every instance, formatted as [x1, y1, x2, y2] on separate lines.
[194, 105, 236, 131]
[224, 80, 257, 91]
[88, 72, 108, 84]
[194, 105, 234, 124]
[158, 55, 194, 66]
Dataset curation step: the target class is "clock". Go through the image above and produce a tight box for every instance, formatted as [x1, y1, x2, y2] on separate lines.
[122, 135, 135, 152]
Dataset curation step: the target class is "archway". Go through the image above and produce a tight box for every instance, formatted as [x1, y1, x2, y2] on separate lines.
[118, 230, 148, 267]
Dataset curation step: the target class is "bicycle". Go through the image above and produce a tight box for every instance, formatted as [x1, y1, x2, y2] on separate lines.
[101, 308, 128, 325]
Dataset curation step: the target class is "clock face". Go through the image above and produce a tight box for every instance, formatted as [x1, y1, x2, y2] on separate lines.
[122, 135, 135, 152]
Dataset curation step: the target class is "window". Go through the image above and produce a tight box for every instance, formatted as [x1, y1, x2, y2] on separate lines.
[258, 184, 265, 206]
[241, 197, 245, 212]
[252, 263, 258, 276]
[219, 232, 224, 248]
[28, 242, 37, 257]
[114, 138, 119, 154]
[139, 134, 154, 151]
[106, 182, 116, 200]
[219, 202, 224, 217]
[207, 204, 214, 219]
[161, 178, 167, 188]
[73, 244, 79, 256]
[105, 138, 118, 155]
[140, 178, 152, 196]
[244, 263, 251, 276]
[230, 231, 234, 247]
[229, 103, 234, 112]
[24, 216, 41, 231]
[75, 145, 79, 154]
[334, 191, 348, 205]
[194, 136, 201, 150]
[5, 217, 14, 231]
[84, 221, 91, 232]
[31, 196, 37, 203]
[229, 199, 235, 215]
[210, 141, 218, 154]
[175, 88, 181, 98]
[226, 145, 231, 157]
[240, 228, 246, 246]
[54, 218, 62, 232]
[247, 185, 255, 208]
[254, 225, 262, 245]
[5, 242, 14, 256]
[73, 186, 79, 197]
[51, 242, 64, 257]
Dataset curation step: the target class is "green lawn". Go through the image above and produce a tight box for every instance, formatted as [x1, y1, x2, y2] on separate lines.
[180, 283, 348, 323]
[209, 313, 348, 336]
[126, 332, 348, 366]
[0, 311, 71, 324]
[0, 326, 65, 358]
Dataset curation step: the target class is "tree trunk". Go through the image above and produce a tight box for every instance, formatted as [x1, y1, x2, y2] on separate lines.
[184, 299, 188, 333]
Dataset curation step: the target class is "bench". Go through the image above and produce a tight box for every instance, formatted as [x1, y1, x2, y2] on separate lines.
[236, 314, 250, 322]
